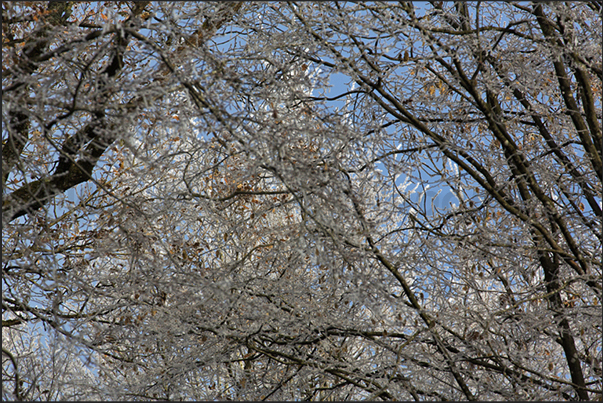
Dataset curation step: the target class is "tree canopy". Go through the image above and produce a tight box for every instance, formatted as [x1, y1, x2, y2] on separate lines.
[2, 1, 602, 400]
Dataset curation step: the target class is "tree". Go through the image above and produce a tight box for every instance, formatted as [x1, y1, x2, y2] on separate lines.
[3, 1, 601, 400]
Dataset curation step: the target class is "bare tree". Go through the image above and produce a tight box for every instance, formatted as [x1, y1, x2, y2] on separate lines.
[3, 2, 601, 400]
